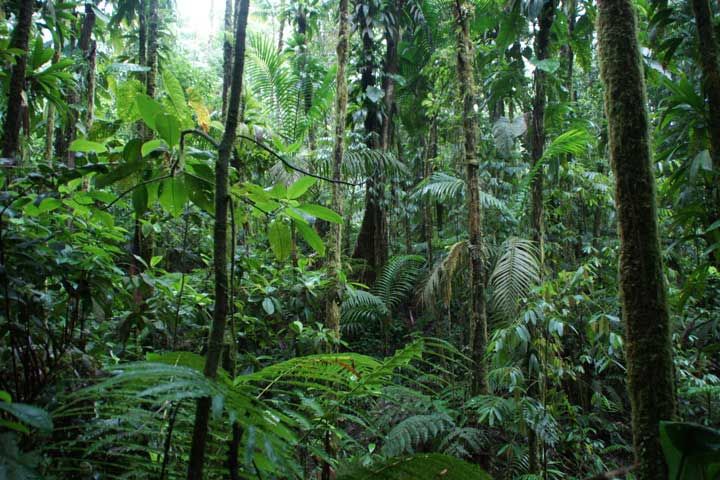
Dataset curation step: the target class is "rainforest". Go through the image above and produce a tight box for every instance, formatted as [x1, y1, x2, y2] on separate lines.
[0, 0, 719, 479]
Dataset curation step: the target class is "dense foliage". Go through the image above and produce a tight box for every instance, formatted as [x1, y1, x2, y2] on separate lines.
[0, 0, 719, 479]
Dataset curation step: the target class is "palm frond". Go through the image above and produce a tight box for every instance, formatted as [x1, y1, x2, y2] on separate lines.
[489, 238, 540, 320]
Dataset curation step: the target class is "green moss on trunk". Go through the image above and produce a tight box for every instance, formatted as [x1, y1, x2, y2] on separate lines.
[596, 1, 677, 479]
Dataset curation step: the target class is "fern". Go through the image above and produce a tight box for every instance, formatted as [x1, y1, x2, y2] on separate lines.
[381, 413, 454, 456]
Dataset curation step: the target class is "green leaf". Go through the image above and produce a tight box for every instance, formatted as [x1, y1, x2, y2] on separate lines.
[0, 402, 53, 433]
[96, 139, 145, 188]
[660, 422, 720, 480]
[69, 139, 107, 154]
[185, 172, 215, 214]
[136, 94, 164, 130]
[531, 58, 560, 74]
[298, 204, 342, 224]
[295, 221, 325, 255]
[262, 297, 275, 315]
[287, 176, 316, 199]
[141, 139, 167, 157]
[366, 86, 384, 104]
[268, 220, 292, 260]
[0, 391, 11, 403]
[159, 176, 188, 218]
[155, 113, 180, 148]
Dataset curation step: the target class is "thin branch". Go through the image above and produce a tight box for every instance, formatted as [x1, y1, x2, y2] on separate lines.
[181, 129, 220, 149]
[236, 135, 363, 187]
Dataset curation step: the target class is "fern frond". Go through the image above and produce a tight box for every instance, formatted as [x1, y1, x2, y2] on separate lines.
[382, 413, 455, 456]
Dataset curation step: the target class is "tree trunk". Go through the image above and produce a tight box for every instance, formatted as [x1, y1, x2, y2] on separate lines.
[221, 0, 234, 120]
[325, 0, 350, 342]
[423, 121, 437, 265]
[597, 2, 677, 479]
[453, 0, 487, 395]
[530, 2, 555, 266]
[277, 0, 286, 51]
[1, 0, 34, 161]
[45, 49, 61, 163]
[352, 3, 387, 283]
[690, 0, 720, 266]
[186, 1, 250, 478]
[146, 0, 159, 99]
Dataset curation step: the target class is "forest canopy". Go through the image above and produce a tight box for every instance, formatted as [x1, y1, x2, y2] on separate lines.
[0, 0, 719, 479]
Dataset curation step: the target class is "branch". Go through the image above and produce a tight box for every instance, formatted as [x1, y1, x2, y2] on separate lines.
[236, 135, 363, 187]
[181, 129, 220, 149]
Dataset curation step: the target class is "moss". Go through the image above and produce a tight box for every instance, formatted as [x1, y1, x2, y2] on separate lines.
[597, 1, 677, 479]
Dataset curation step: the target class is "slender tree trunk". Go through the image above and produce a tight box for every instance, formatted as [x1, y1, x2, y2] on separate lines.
[45, 49, 61, 163]
[277, 0, 286, 51]
[530, 1, 555, 266]
[1, 0, 34, 161]
[221, 0, 234, 120]
[453, 0, 487, 395]
[186, 1, 250, 478]
[528, 4, 555, 473]
[423, 121, 437, 265]
[146, 0, 159, 99]
[325, 0, 350, 343]
[597, 2, 677, 479]
[690, 0, 720, 266]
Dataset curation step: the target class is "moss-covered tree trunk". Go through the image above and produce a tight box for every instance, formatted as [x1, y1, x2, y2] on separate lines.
[186, 1, 250, 479]
[325, 0, 350, 342]
[453, 0, 487, 395]
[530, 1, 554, 265]
[352, 2, 388, 284]
[1, 0, 33, 161]
[597, 2, 676, 479]
[690, 0, 720, 266]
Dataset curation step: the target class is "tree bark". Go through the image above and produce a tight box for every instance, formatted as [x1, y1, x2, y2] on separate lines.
[1, 0, 34, 161]
[453, 0, 487, 395]
[352, 2, 387, 283]
[690, 0, 720, 265]
[186, 0, 250, 478]
[325, 0, 350, 342]
[146, 0, 159, 99]
[221, 0, 234, 120]
[423, 121, 437, 265]
[597, 2, 677, 479]
[530, 1, 555, 266]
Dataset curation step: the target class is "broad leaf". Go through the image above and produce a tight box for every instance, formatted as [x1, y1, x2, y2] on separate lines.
[298, 204, 342, 224]
[268, 220, 292, 260]
[69, 139, 107, 154]
[287, 176, 316, 199]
